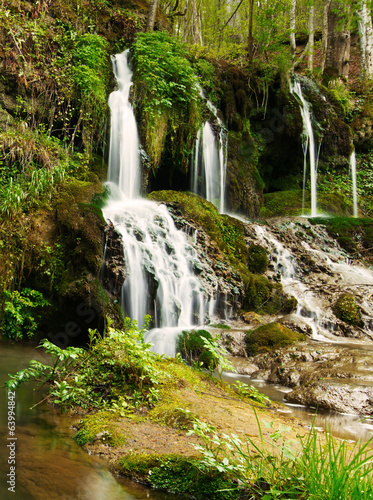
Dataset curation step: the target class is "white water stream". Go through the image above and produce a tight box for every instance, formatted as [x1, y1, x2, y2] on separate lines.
[350, 150, 358, 217]
[191, 96, 227, 213]
[103, 51, 213, 355]
[290, 78, 319, 217]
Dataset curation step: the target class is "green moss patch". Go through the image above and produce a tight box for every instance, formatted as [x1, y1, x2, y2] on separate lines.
[247, 244, 268, 274]
[117, 454, 238, 499]
[333, 293, 362, 327]
[245, 322, 306, 356]
[74, 410, 127, 447]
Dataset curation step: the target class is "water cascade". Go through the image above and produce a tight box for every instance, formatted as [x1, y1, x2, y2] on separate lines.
[191, 97, 227, 213]
[350, 150, 358, 217]
[103, 51, 215, 355]
[290, 78, 320, 217]
[253, 220, 373, 340]
[107, 51, 141, 199]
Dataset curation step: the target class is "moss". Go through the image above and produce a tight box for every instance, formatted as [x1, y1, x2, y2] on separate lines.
[247, 244, 268, 274]
[310, 216, 373, 257]
[260, 190, 304, 217]
[148, 401, 197, 430]
[333, 293, 362, 327]
[243, 274, 283, 315]
[74, 410, 127, 447]
[245, 322, 306, 356]
[282, 296, 298, 314]
[117, 454, 238, 499]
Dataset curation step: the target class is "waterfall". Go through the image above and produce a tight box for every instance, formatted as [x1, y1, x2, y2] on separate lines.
[290, 78, 319, 217]
[191, 96, 227, 213]
[103, 51, 214, 355]
[107, 51, 141, 199]
[350, 151, 358, 217]
[253, 221, 373, 340]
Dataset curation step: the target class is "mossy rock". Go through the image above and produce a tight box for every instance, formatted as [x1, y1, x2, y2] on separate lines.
[245, 322, 306, 356]
[260, 190, 304, 217]
[247, 244, 268, 274]
[333, 293, 362, 327]
[243, 274, 284, 315]
[176, 329, 215, 368]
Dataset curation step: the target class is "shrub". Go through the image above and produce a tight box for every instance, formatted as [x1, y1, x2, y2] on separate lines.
[176, 329, 215, 368]
[1, 288, 50, 340]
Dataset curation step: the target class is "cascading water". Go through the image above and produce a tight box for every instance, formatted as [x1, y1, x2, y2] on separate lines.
[104, 51, 213, 355]
[107, 51, 141, 199]
[253, 220, 373, 340]
[290, 78, 320, 217]
[254, 225, 329, 340]
[350, 150, 358, 217]
[191, 95, 227, 213]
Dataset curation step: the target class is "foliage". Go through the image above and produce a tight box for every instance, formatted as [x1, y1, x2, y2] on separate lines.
[187, 414, 373, 499]
[132, 31, 202, 169]
[201, 335, 236, 381]
[1, 288, 50, 341]
[232, 380, 271, 406]
[176, 329, 216, 368]
[4, 339, 84, 390]
[245, 322, 306, 356]
[71, 33, 110, 154]
[260, 190, 304, 217]
[4, 318, 165, 411]
[118, 453, 237, 500]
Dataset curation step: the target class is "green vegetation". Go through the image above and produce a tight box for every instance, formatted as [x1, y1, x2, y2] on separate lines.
[188, 415, 373, 499]
[176, 329, 216, 368]
[132, 31, 202, 169]
[260, 190, 304, 217]
[1, 288, 50, 340]
[333, 293, 362, 327]
[233, 380, 271, 406]
[247, 244, 268, 274]
[118, 454, 237, 500]
[245, 322, 306, 356]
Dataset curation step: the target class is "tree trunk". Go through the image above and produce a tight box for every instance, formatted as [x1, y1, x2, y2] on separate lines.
[321, 0, 331, 73]
[324, 0, 350, 78]
[308, 3, 315, 72]
[290, 0, 296, 57]
[190, 0, 201, 44]
[357, 0, 373, 78]
[146, 0, 159, 32]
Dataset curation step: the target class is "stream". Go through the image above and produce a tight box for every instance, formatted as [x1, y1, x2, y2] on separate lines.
[0, 344, 182, 500]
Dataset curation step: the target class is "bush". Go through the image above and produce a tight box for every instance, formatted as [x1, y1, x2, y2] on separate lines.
[176, 329, 215, 368]
[245, 322, 305, 356]
[1, 288, 50, 340]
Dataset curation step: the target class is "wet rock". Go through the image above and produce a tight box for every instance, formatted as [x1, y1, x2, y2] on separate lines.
[101, 222, 126, 301]
[285, 382, 373, 415]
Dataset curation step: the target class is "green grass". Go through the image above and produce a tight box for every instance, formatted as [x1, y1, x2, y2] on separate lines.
[189, 412, 373, 499]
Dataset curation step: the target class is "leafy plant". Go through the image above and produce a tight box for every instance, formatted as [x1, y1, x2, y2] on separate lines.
[233, 380, 271, 406]
[1, 288, 50, 340]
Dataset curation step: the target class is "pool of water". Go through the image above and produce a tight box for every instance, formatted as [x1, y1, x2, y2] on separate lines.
[222, 372, 373, 443]
[0, 344, 182, 500]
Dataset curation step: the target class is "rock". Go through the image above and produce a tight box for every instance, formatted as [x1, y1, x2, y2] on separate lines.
[285, 382, 373, 415]
[241, 311, 266, 326]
